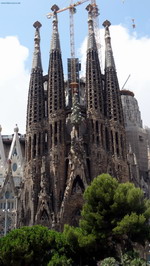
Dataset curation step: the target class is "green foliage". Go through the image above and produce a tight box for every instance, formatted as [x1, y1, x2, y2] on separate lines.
[0, 225, 70, 266]
[48, 254, 73, 266]
[64, 224, 96, 250]
[100, 253, 147, 266]
[1, 174, 150, 266]
[80, 174, 150, 248]
[101, 257, 118, 266]
[121, 252, 147, 266]
[80, 174, 118, 237]
[63, 224, 97, 265]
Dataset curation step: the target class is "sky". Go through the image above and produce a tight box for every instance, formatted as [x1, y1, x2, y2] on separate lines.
[0, 0, 150, 134]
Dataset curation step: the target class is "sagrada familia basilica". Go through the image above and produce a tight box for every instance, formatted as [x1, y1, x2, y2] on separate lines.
[0, 3, 150, 235]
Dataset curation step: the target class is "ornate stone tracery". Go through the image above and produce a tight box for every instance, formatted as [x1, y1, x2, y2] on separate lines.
[16, 4, 129, 230]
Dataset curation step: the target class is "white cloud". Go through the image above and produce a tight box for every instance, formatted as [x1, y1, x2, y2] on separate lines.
[79, 25, 150, 128]
[0, 36, 29, 135]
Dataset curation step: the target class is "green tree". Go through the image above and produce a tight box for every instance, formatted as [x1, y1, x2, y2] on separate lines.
[48, 254, 73, 266]
[121, 252, 146, 266]
[100, 253, 147, 266]
[0, 225, 70, 266]
[1, 174, 150, 266]
[80, 174, 150, 259]
[100, 257, 118, 266]
[63, 224, 97, 265]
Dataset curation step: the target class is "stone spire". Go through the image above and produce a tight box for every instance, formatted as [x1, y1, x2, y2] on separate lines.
[8, 125, 23, 164]
[103, 20, 128, 181]
[20, 22, 46, 227]
[6, 125, 24, 189]
[86, 4, 97, 50]
[26, 21, 45, 160]
[47, 5, 66, 221]
[32, 21, 42, 71]
[103, 20, 124, 124]
[50, 5, 61, 51]
[86, 4, 104, 116]
[48, 5, 65, 115]
[103, 20, 116, 69]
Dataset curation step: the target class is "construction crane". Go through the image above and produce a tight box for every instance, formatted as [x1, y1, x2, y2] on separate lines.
[47, 0, 90, 83]
[46, 0, 89, 19]
[69, 0, 78, 84]
[121, 74, 131, 90]
[47, 0, 103, 79]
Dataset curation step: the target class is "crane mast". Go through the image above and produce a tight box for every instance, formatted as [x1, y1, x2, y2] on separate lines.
[47, 0, 102, 73]
[69, 2, 77, 83]
[47, 0, 90, 83]
[47, 0, 103, 92]
[46, 0, 89, 19]
[70, 2, 75, 59]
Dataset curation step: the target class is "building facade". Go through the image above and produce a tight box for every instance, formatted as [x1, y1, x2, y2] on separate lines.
[0, 126, 25, 236]
[2, 4, 144, 234]
[16, 5, 129, 231]
[121, 90, 150, 197]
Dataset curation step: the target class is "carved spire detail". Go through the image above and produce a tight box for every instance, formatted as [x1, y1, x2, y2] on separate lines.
[86, 4, 103, 115]
[32, 21, 42, 71]
[103, 20, 124, 124]
[86, 4, 97, 50]
[48, 5, 65, 114]
[103, 20, 116, 69]
[26, 21, 45, 132]
[50, 5, 61, 51]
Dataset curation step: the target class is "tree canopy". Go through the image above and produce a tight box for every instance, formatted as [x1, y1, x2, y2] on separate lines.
[0, 225, 71, 266]
[0, 174, 150, 265]
[80, 174, 150, 256]
[63, 174, 150, 264]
